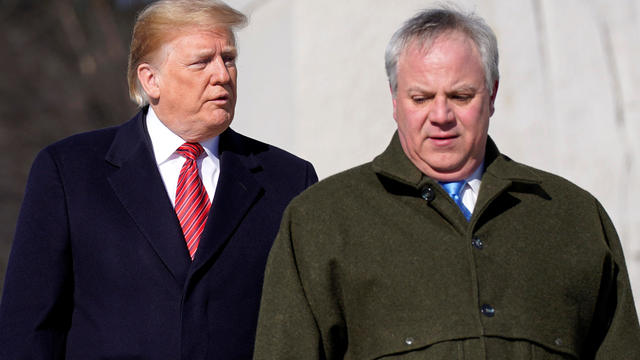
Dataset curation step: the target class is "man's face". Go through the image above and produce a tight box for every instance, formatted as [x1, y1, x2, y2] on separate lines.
[393, 31, 497, 182]
[149, 27, 238, 142]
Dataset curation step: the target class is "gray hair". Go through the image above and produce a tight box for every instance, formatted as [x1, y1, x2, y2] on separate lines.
[385, 6, 499, 97]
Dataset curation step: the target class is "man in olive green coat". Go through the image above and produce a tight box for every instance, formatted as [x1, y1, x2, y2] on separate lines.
[254, 7, 640, 359]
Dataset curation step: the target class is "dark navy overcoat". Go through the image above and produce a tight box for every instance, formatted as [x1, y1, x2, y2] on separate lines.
[0, 108, 317, 359]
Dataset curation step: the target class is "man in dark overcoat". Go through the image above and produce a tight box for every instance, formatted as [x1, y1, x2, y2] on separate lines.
[254, 6, 639, 359]
[0, 1, 317, 358]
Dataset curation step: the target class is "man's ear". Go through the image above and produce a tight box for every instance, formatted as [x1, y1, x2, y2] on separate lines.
[489, 80, 499, 116]
[137, 63, 160, 101]
[390, 84, 398, 121]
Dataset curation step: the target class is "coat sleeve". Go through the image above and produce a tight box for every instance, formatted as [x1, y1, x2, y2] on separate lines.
[0, 148, 73, 359]
[254, 204, 333, 360]
[592, 200, 640, 359]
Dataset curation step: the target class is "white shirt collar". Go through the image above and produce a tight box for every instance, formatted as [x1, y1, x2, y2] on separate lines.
[145, 106, 219, 165]
[465, 161, 484, 196]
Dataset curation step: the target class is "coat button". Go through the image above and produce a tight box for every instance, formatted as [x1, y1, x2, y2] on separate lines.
[421, 187, 435, 202]
[480, 304, 495, 317]
[554, 338, 563, 346]
[472, 236, 484, 249]
[404, 337, 414, 345]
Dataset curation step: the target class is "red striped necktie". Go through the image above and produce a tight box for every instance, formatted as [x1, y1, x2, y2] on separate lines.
[175, 142, 211, 260]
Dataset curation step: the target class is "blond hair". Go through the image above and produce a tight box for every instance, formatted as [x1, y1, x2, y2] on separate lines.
[127, 0, 247, 106]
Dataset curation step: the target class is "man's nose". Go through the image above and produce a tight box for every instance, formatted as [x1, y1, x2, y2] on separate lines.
[428, 95, 454, 124]
[209, 57, 231, 84]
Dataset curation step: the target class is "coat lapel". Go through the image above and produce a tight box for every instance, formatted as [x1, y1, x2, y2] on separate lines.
[105, 110, 191, 287]
[372, 133, 545, 231]
[190, 129, 263, 273]
[473, 138, 543, 226]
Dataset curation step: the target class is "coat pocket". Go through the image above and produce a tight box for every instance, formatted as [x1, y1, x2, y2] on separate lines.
[373, 338, 465, 360]
[531, 342, 578, 360]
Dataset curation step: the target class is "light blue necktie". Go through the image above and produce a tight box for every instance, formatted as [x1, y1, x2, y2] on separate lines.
[440, 181, 472, 220]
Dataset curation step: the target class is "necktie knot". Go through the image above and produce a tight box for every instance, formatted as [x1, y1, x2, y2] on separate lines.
[177, 142, 204, 161]
[440, 181, 465, 198]
[439, 180, 471, 220]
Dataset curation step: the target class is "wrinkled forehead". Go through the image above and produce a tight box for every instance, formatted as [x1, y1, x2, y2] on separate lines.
[395, 31, 488, 92]
[152, 26, 236, 65]
[397, 30, 485, 83]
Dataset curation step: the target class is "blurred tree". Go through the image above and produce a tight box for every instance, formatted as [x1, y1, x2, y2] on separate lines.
[0, 0, 153, 296]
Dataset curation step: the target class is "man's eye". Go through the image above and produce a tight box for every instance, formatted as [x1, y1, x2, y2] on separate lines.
[223, 56, 236, 65]
[452, 94, 473, 102]
[411, 96, 428, 104]
[191, 59, 210, 68]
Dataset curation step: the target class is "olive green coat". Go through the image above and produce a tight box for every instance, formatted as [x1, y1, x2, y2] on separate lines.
[254, 134, 640, 359]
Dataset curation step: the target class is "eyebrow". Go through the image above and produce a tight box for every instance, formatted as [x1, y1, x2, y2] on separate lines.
[222, 45, 237, 53]
[221, 47, 238, 58]
[449, 86, 478, 93]
[192, 46, 237, 58]
[405, 85, 478, 94]
[406, 86, 432, 94]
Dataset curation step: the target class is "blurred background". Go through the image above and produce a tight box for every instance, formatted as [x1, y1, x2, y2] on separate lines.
[1, 0, 639, 314]
[0, 0, 151, 293]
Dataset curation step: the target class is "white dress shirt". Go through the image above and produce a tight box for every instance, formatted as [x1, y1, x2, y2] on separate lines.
[145, 107, 220, 207]
[460, 163, 483, 214]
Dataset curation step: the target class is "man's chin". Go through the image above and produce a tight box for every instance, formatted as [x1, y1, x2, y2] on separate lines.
[205, 110, 234, 126]
[416, 157, 472, 181]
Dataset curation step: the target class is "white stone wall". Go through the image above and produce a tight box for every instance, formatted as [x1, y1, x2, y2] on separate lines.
[228, 0, 640, 313]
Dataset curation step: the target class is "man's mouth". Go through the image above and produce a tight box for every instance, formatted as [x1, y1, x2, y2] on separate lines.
[208, 94, 231, 106]
[429, 134, 458, 145]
